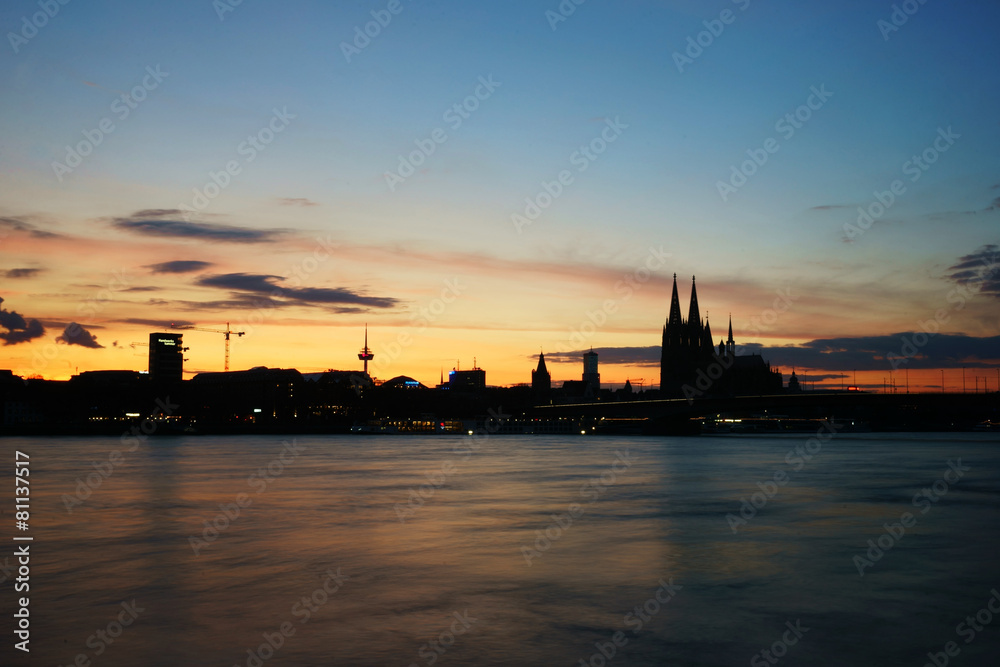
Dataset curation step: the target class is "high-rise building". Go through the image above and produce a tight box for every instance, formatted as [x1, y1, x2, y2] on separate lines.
[449, 360, 486, 391]
[583, 348, 600, 394]
[149, 333, 183, 383]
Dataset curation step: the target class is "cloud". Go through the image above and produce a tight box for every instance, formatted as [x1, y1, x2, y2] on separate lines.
[0, 215, 61, 239]
[543, 347, 660, 366]
[0, 297, 46, 345]
[3, 268, 42, 279]
[760, 334, 1000, 371]
[114, 317, 196, 329]
[112, 211, 286, 243]
[276, 197, 318, 207]
[809, 204, 850, 211]
[945, 244, 1000, 298]
[56, 322, 104, 348]
[572, 334, 1000, 375]
[146, 260, 215, 274]
[196, 273, 399, 310]
[128, 208, 186, 219]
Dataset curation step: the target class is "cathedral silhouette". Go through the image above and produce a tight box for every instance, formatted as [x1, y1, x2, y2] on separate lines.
[660, 275, 782, 397]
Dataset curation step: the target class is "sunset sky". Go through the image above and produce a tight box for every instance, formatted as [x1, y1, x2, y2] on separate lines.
[1, 0, 998, 391]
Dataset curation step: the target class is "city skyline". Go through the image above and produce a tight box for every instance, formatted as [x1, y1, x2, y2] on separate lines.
[2, 0, 998, 391]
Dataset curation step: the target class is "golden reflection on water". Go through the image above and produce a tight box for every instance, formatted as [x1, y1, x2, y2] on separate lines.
[6, 433, 1000, 666]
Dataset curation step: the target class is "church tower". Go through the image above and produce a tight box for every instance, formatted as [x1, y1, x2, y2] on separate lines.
[660, 275, 711, 394]
[531, 351, 551, 395]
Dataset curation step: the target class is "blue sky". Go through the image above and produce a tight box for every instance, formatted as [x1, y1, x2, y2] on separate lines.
[1, 0, 998, 388]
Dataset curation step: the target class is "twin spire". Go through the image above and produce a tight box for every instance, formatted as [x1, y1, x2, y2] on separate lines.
[667, 274, 702, 329]
[665, 275, 735, 354]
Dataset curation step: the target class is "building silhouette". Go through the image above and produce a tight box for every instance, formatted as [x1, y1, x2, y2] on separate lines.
[660, 275, 781, 397]
[531, 352, 551, 396]
[448, 361, 486, 392]
[148, 333, 183, 383]
[357, 325, 374, 375]
[583, 348, 600, 395]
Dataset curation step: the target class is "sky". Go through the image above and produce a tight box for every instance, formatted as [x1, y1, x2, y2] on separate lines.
[1, 0, 998, 391]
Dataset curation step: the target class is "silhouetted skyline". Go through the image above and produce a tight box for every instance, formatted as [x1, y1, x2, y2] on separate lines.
[1, 1, 998, 392]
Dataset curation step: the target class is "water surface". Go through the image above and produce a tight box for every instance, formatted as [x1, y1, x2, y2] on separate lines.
[2, 432, 999, 666]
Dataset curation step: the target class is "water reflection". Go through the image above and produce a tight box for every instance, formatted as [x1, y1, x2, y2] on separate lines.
[5, 432, 999, 665]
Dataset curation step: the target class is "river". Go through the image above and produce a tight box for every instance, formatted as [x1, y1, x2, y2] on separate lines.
[1, 432, 998, 666]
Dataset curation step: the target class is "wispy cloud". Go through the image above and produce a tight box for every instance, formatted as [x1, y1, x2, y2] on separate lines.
[3, 268, 43, 279]
[543, 347, 660, 366]
[114, 317, 196, 329]
[0, 215, 61, 239]
[146, 260, 215, 274]
[112, 210, 287, 243]
[196, 273, 399, 311]
[945, 244, 1000, 298]
[276, 197, 318, 207]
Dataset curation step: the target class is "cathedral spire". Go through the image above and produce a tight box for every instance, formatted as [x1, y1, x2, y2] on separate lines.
[667, 273, 683, 327]
[727, 313, 735, 356]
[688, 276, 701, 325]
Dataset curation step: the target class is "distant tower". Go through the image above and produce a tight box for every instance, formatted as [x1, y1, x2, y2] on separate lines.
[583, 348, 600, 394]
[357, 324, 374, 375]
[788, 368, 801, 393]
[532, 351, 551, 394]
[727, 314, 735, 358]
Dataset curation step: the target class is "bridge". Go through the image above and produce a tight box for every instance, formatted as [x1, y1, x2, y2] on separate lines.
[531, 391, 999, 434]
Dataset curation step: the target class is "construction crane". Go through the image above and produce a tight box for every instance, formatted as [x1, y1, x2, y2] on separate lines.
[173, 322, 245, 372]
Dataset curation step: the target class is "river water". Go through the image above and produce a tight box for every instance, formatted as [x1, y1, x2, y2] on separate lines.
[1, 432, 999, 666]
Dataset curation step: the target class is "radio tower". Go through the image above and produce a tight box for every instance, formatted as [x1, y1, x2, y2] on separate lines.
[358, 324, 374, 375]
